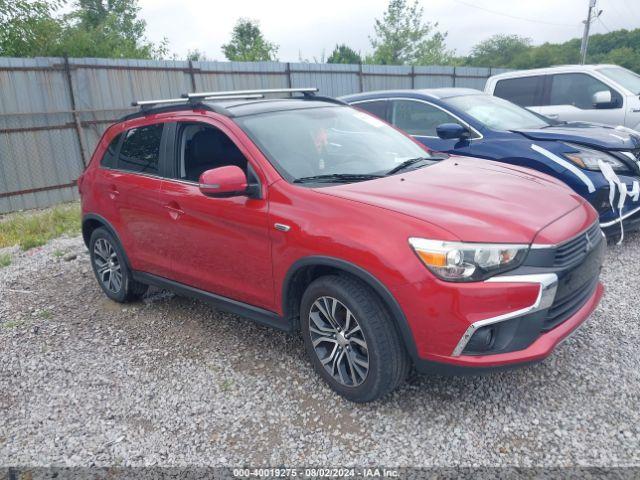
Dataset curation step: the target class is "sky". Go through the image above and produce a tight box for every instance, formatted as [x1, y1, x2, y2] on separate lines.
[138, 0, 640, 61]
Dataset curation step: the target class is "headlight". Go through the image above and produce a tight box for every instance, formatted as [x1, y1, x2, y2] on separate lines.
[563, 142, 630, 172]
[408, 238, 529, 282]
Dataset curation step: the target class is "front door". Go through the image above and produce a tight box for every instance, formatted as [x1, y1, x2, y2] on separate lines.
[159, 120, 274, 311]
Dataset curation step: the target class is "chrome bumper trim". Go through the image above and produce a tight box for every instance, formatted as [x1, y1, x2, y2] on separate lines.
[451, 273, 559, 357]
[600, 206, 640, 227]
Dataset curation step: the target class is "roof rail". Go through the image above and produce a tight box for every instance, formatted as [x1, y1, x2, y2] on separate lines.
[132, 93, 264, 109]
[182, 87, 319, 101]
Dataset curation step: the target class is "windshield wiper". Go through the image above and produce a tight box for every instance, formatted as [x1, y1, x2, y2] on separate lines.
[293, 173, 383, 184]
[385, 156, 432, 176]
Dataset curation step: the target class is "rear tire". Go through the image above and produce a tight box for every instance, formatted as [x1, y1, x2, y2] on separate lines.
[89, 227, 147, 303]
[300, 275, 409, 402]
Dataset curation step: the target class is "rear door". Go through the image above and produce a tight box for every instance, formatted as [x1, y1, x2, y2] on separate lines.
[493, 75, 546, 110]
[102, 122, 172, 276]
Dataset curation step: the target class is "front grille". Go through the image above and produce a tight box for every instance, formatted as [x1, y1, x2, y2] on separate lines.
[543, 276, 599, 331]
[553, 222, 602, 268]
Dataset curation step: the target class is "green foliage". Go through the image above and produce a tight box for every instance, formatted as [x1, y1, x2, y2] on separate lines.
[368, 0, 453, 65]
[466, 34, 532, 68]
[0, 202, 81, 251]
[327, 44, 362, 64]
[0, 0, 63, 57]
[0, 0, 167, 59]
[186, 49, 209, 62]
[0, 253, 11, 268]
[464, 29, 640, 73]
[222, 18, 278, 62]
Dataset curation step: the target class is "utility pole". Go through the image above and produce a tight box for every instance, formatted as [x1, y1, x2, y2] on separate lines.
[580, 0, 599, 64]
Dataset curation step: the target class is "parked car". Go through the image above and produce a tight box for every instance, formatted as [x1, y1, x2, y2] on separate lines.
[341, 88, 640, 237]
[78, 88, 604, 402]
[485, 64, 640, 129]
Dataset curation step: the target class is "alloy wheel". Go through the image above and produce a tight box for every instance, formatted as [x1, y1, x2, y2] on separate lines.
[93, 238, 123, 294]
[308, 296, 370, 387]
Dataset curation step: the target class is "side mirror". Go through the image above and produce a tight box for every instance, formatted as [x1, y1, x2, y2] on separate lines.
[199, 165, 248, 197]
[592, 90, 612, 107]
[436, 123, 470, 140]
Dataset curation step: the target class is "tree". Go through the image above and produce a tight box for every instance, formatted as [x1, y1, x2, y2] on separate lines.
[369, 0, 453, 65]
[0, 0, 63, 57]
[466, 34, 531, 67]
[186, 49, 208, 62]
[222, 18, 278, 61]
[327, 44, 362, 64]
[0, 0, 167, 59]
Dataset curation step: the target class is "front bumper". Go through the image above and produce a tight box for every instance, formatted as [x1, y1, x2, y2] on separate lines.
[413, 282, 603, 375]
[393, 222, 605, 373]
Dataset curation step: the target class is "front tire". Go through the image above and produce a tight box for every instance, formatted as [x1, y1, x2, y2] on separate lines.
[89, 227, 147, 303]
[300, 275, 409, 402]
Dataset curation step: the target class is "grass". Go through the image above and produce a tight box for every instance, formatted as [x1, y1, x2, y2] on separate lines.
[0, 253, 10, 268]
[0, 202, 81, 250]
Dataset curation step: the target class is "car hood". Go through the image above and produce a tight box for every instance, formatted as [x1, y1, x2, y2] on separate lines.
[513, 122, 640, 151]
[320, 157, 589, 244]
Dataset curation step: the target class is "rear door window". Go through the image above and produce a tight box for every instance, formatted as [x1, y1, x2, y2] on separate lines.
[493, 76, 545, 107]
[118, 123, 164, 174]
[549, 73, 622, 109]
[390, 99, 464, 137]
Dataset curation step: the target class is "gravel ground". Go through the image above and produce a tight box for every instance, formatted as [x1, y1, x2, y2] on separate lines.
[1, 232, 639, 468]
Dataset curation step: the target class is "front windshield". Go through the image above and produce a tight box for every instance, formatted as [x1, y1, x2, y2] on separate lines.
[598, 67, 640, 94]
[446, 94, 550, 130]
[236, 106, 430, 182]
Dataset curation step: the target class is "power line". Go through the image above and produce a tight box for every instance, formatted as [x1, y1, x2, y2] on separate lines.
[450, 0, 581, 28]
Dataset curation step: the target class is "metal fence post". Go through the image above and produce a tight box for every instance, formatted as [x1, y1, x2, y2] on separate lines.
[358, 63, 364, 92]
[411, 65, 415, 89]
[285, 62, 292, 89]
[452, 66, 457, 88]
[188, 60, 197, 92]
[63, 54, 88, 167]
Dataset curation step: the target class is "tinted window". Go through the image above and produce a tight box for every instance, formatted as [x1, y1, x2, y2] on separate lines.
[355, 101, 387, 120]
[100, 133, 121, 168]
[493, 76, 545, 107]
[390, 100, 462, 137]
[177, 123, 247, 182]
[118, 124, 164, 174]
[549, 73, 621, 109]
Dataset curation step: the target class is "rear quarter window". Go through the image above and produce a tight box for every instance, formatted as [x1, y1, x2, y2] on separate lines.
[100, 133, 122, 168]
[493, 76, 545, 107]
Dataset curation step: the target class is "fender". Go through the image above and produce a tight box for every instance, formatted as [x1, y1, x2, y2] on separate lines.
[81, 213, 133, 270]
[282, 256, 420, 362]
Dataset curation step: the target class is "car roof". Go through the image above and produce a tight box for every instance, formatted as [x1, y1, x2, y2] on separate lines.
[487, 64, 620, 80]
[342, 88, 484, 102]
[209, 98, 341, 117]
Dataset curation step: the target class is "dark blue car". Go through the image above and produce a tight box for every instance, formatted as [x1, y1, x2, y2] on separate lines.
[341, 88, 640, 238]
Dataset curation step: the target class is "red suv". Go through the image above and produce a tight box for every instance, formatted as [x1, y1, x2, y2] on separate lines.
[78, 88, 605, 402]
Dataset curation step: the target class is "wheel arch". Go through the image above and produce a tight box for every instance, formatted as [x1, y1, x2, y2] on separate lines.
[82, 213, 133, 269]
[282, 256, 419, 362]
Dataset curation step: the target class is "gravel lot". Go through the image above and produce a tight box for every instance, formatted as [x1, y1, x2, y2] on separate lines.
[1, 232, 639, 468]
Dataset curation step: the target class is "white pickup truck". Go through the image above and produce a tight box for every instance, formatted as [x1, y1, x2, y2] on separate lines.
[485, 64, 640, 130]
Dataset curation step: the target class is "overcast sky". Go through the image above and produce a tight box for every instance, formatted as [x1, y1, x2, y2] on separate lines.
[139, 0, 640, 61]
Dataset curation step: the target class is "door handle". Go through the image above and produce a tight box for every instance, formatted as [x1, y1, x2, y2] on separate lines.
[164, 202, 184, 219]
[546, 113, 559, 119]
[108, 184, 120, 200]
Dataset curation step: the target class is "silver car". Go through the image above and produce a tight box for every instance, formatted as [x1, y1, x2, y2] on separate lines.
[485, 64, 640, 130]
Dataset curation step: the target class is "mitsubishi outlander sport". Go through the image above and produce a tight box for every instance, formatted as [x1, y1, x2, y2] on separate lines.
[78, 88, 605, 402]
